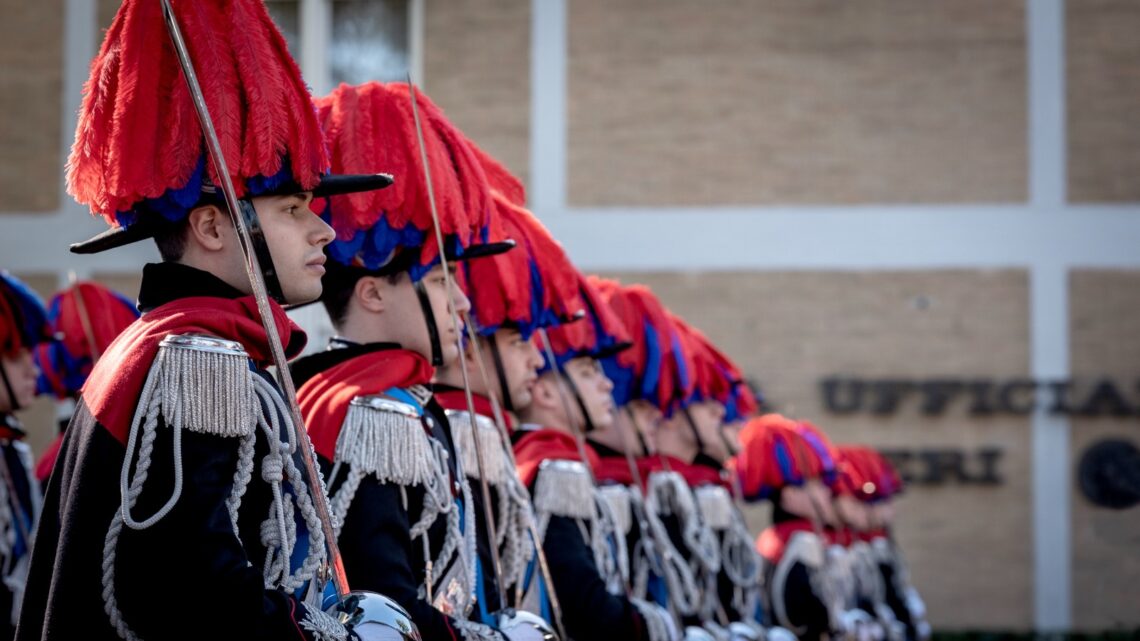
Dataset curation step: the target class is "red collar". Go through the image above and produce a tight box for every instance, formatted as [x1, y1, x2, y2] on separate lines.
[756, 519, 819, 563]
[513, 426, 601, 486]
[639, 454, 729, 489]
[82, 295, 303, 445]
[297, 348, 434, 461]
[594, 455, 637, 487]
[432, 388, 516, 432]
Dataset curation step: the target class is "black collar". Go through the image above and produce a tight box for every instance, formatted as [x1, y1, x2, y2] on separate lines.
[289, 340, 402, 388]
[137, 262, 246, 313]
[692, 451, 725, 471]
[587, 439, 625, 460]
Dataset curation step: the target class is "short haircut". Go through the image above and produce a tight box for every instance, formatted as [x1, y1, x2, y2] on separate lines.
[321, 265, 402, 329]
[152, 217, 192, 262]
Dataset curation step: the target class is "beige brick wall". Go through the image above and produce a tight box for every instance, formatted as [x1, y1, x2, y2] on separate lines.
[568, 0, 1027, 206]
[1069, 270, 1140, 630]
[1067, 1, 1140, 203]
[424, 0, 531, 193]
[602, 269, 1034, 629]
[0, 1, 64, 213]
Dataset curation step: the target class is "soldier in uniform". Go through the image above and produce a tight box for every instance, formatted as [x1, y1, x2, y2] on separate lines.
[0, 272, 50, 639]
[736, 415, 842, 641]
[644, 315, 763, 640]
[587, 278, 707, 631]
[293, 81, 535, 641]
[33, 281, 139, 487]
[830, 444, 905, 641]
[850, 448, 929, 641]
[433, 181, 584, 632]
[512, 275, 677, 641]
[15, 1, 392, 639]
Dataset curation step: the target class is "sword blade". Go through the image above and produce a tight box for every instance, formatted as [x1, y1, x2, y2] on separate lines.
[158, 0, 348, 598]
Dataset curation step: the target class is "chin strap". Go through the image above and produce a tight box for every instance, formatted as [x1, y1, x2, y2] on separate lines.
[413, 279, 444, 367]
[236, 199, 286, 304]
[0, 362, 21, 413]
[558, 367, 597, 434]
[680, 406, 705, 459]
[485, 333, 514, 414]
[625, 407, 651, 457]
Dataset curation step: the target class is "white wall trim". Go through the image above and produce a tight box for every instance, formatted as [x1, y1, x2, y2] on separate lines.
[299, 0, 332, 96]
[1028, 0, 1071, 630]
[523, 0, 1086, 630]
[543, 205, 1140, 272]
[529, 0, 567, 214]
[409, 0, 425, 88]
[1030, 264, 1072, 631]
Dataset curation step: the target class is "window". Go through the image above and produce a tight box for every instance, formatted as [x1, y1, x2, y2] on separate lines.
[331, 0, 410, 85]
[264, 0, 300, 58]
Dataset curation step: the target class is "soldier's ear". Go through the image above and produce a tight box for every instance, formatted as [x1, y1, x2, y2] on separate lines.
[185, 204, 228, 253]
[354, 276, 386, 314]
[532, 376, 559, 410]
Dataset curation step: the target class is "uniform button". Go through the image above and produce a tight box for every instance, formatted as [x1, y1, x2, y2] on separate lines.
[425, 417, 435, 428]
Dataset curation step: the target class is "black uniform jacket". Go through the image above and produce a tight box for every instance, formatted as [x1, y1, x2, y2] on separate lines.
[17, 263, 326, 641]
[512, 428, 650, 641]
[0, 416, 38, 640]
[292, 345, 498, 641]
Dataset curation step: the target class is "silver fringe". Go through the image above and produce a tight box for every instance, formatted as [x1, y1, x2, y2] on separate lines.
[447, 410, 511, 484]
[156, 335, 257, 438]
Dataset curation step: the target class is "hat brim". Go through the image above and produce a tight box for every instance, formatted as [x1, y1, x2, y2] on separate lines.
[70, 173, 394, 254]
[446, 239, 516, 261]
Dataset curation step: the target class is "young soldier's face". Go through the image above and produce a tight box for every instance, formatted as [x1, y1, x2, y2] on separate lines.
[488, 328, 543, 410]
[564, 356, 615, 430]
[687, 399, 729, 462]
[720, 418, 745, 456]
[781, 479, 838, 527]
[872, 501, 894, 527]
[619, 399, 663, 454]
[253, 193, 335, 305]
[0, 349, 38, 413]
[835, 494, 870, 531]
[417, 262, 470, 366]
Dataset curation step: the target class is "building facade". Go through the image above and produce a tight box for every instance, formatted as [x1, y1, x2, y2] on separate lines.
[1, 0, 1138, 632]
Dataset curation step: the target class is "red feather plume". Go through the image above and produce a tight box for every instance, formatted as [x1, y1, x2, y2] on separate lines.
[541, 273, 630, 362]
[735, 414, 830, 499]
[317, 82, 506, 271]
[52, 282, 140, 361]
[466, 193, 582, 336]
[67, 0, 330, 225]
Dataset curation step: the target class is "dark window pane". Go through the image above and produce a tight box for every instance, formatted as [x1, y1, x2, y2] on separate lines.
[331, 0, 409, 85]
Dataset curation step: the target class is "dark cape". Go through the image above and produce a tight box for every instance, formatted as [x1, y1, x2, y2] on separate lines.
[513, 427, 651, 641]
[293, 343, 501, 641]
[16, 263, 330, 641]
[0, 415, 38, 640]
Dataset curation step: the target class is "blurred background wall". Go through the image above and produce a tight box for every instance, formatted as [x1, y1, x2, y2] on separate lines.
[1, 0, 1137, 632]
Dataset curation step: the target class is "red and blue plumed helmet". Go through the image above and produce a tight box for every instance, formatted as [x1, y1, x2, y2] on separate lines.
[464, 193, 584, 339]
[734, 413, 836, 501]
[67, 0, 390, 254]
[537, 273, 631, 373]
[35, 282, 139, 398]
[592, 279, 691, 414]
[666, 313, 758, 420]
[315, 81, 512, 282]
[0, 272, 50, 358]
